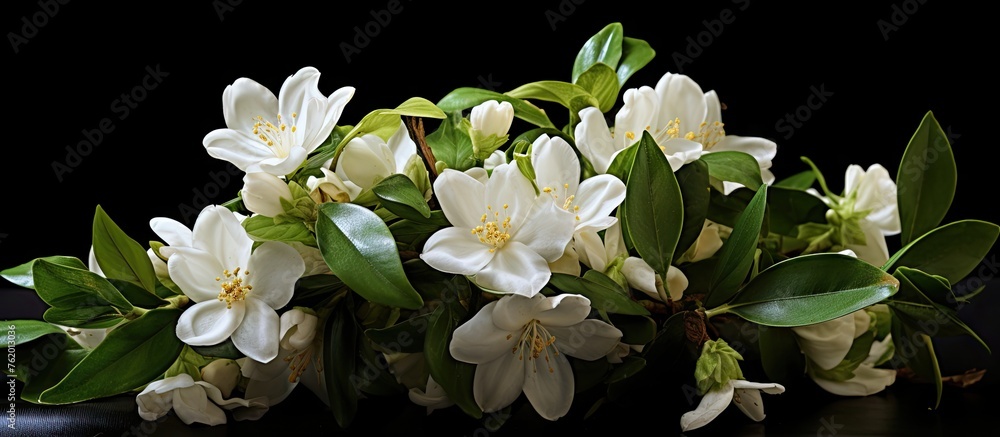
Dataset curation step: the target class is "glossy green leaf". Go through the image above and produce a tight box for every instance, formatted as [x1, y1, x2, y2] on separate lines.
[436, 88, 555, 129]
[324, 300, 359, 428]
[617, 37, 655, 88]
[364, 313, 431, 354]
[38, 308, 183, 404]
[548, 272, 650, 316]
[336, 97, 445, 151]
[191, 339, 243, 360]
[13, 333, 88, 403]
[6, 320, 65, 346]
[575, 63, 620, 113]
[674, 160, 711, 261]
[767, 186, 828, 237]
[572, 22, 623, 83]
[372, 174, 432, 220]
[722, 253, 899, 327]
[505, 81, 600, 114]
[896, 111, 957, 245]
[425, 285, 481, 418]
[242, 215, 317, 246]
[758, 325, 805, 385]
[43, 306, 123, 329]
[32, 259, 132, 312]
[425, 111, 477, 172]
[882, 220, 999, 285]
[705, 185, 768, 308]
[316, 202, 424, 310]
[889, 267, 990, 353]
[1, 256, 87, 289]
[92, 205, 157, 293]
[773, 170, 816, 190]
[889, 307, 943, 409]
[707, 186, 754, 229]
[699, 151, 763, 191]
[608, 313, 656, 345]
[624, 132, 683, 282]
[108, 279, 167, 309]
[606, 356, 646, 384]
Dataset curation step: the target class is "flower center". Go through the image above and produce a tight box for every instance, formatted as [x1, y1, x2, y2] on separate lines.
[508, 319, 561, 373]
[542, 183, 581, 221]
[251, 113, 299, 158]
[472, 204, 512, 253]
[284, 344, 318, 383]
[216, 267, 252, 309]
[644, 118, 726, 150]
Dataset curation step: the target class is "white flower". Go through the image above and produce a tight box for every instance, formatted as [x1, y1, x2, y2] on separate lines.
[420, 163, 575, 297]
[449, 294, 622, 420]
[530, 134, 626, 274]
[676, 220, 725, 264]
[241, 171, 293, 217]
[204, 66, 354, 176]
[809, 164, 900, 265]
[136, 374, 267, 426]
[577, 222, 689, 302]
[335, 120, 419, 200]
[169, 205, 305, 363]
[792, 309, 897, 396]
[680, 379, 785, 432]
[408, 375, 455, 415]
[470, 100, 514, 137]
[242, 308, 327, 407]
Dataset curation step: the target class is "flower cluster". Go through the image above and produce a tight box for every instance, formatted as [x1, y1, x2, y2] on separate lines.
[3, 22, 995, 433]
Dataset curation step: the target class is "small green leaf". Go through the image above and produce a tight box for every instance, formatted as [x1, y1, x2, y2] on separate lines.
[617, 37, 655, 88]
[606, 356, 646, 384]
[92, 205, 157, 293]
[324, 300, 359, 428]
[698, 151, 763, 191]
[1, 256, 87, 289]
[548, 272, 650, 316]
[425, 111, 477, 172]
[392, 97, 447, 119]
[108, 279, 167, 309]
[242, 215, 317, 246]
[38, 308, 184, 404]
[608, 313, 656, 345]
[889, 267, 990, 353]
[572, 22, 623, 83]
[624, 132, 684, 283]
[758, 325, 805, 385]
[316, 202, 424, 310]
[773, 170, 817, 190]
[5, 320, 66, 346]
[425, 283, 481, 418]
[372, 174, 432, 220]
[436, 88, 556, 129]
[505, 81, 600, 115]
[575, 63, 620, 113]
[674, 160, 711, 261]
[705, 185, 768, 308]
[364, 313, 431, 354]
[897, 111, 957, 245]
[767, 186, 829, 237]
[43, 306, 123, 329]
[882, 220, 999, 285]
[32, 259, 132, 312]
[723, 253, 899, 327]
[889, 308, 943, 409]
[191, 339, 243, 360]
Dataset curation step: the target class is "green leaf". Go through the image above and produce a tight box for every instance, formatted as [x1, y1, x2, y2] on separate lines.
[425, 111, 477, 172]
[548, 272, 650, 316]
[766, 186, 829, 237]
[674, 160, 711, 261]
[773, 170, 817, 190]
[882, 220, 999, 285]
[32, 259, 132, 312]
[388, 219, 441, 252]
[38, 308, 183, 404]
[392, 97, 448, 119]
[807, 331, 875, 382]
[372, 174, 432, 220]
[624, 132, 684, 284]
[242, 215, 317, 246]
[575, 63, 620, 113]
[1, 256, 87, 289]
[13, 333, 88, 403]
[92, 205, 157, 293]
[505, 81, 600, 115]
[888, 267, 990, 353]
[707, 187, 754, 229]
[608, 314, 657, 345]
[436, 88, 556, 129]
[698, 151, 763, 191]
[364, 313, 431, 354]
[758, 325, 805, 385]
[606, 356, 646, 384]
[5, 320, 66, 346]
[722, 253, 899, 327]
[425, 283, 481, 418]
[108, 279, 167, 309]
[889, 307, 943, 408]
[191, 339, 244, 360]
[324, 300, 359, 428]
[705, 185, 768, 308]
[336, 97, 446, 150]
[43, 306, 123, 329]
[896, 111, 957, 245]
[316, 202, 424, 310]
[617, 37, 655, 88]
[605, 143, 639, 184]
[291, 274, 345, 307]
[572, 22, 623, 83]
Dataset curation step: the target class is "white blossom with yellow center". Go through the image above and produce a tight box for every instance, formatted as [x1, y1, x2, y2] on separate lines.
[170, 205, 305, 363]
[420, 164, 576, 297]
[449, 294, 622, 420]
[204, 66, 354, 176]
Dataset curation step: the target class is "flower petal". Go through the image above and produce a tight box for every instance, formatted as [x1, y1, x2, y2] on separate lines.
[854, 164, 900, 235]
[711, 135, 777, 164]
[522, 351, 574, 420]
[491, 294, 544, 331]
[475, 241, 551, 298]
[680, 383, 734, 432]
[622, 257, 658, 299]
[512, 199, 577, 262]
[277, 66, 324, 117]
[167, 247, 226, 303]
[812, 363, 896, 396]
[172, 385, 228, 426]
[245, 241, 304, 309]
[223, 78, 278, 134]
[547, 320, 622, 360]
[486, 164, 536, 228]
[176, 299, 245, 346]
[846, 220, 891, 266]
[534, 294, 592, 327]
[731, 380, 786, 395]
[204, 128, 275, 172]
[339, 135, 396, 191]
[532, 134, 580, 197]
[149, 217, 193, 248]
[387, 121, 418, 173]
[472, 352, 525, 413]
[434, 169, 488, 229]
[420, 227, 495, 276]
[655, 73, 707, 136]
[615, 87, 658, 151]
[732, 387, 766, 422]
[704, 90, 722, 126]
[450, 301, 519, 364]
[258, 146, 310, 177]
[243, 362, 298, 406]
[574, 107, 617, 174]
[241, 172, 293, 217]
[791, 313, 856, 370]
[573, 175, 626, 232]
[192, 205, 253, 269]
[231, 298, 281, 363]
[548, 243, 581, 276]
[660, 138, 704, 172]
[574, 230, 608, 272]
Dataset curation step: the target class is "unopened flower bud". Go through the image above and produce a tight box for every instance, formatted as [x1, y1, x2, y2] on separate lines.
[201, 359, 241, 399]
[306, 167, 352, 204]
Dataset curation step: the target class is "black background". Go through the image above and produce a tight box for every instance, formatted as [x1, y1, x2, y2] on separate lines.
[2, 0, 998, 434]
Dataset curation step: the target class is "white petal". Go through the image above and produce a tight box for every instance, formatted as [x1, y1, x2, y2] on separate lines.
[473, 353, 525, 413]
[548, 243, 581, 276]
[172, 385, 228, 426]
[222, 78, 278, 134]
[855, 164, 900, 234]
[485, 164, 536, 228]
[420, 227, 495, 276]
[204, 129, 275, 172]
[547, 320, 622, 360]
[149, 217, 193, 248]
[278, 67, 323, 115]
[603, 221, 628, 260]
[450, 301, 519, 364]
[322, 86, 355, 134]
[192, 205, 253, 269]
[245, 241, 304, 309]
[87, 246, 104, 276]
[522, 351, 574, 420]
[573, 175, 626, 232]
[176, 300, 245, 346]
[340, 135, 396, 191]
[475, 242, 551, 298]
[791, 313, 856, 370]
[622, 257, 657, 299]
[731, 379, 787, 394]
[534, 294, 592, 327]
[491, 294, 544, 331]
[704, 90, 722, 126]
[433, 169, 487, 230]
[844, 164, 865, 196]
[660, 138, 704, 172]
[241, 172, 292, 217]
[167, 247, 226, 303]
[614, 87, 658, 151]
[732, 388, 766, 422]
[655, 73, 708, 135]
[279, 309, 318, 351]
[387, 121, 418, 173]
[812, 364, 896, 396]
[231, 298, 281, 363]
[574, 230, 608, 272]
[680, 383, 735, 432]
[243, 361, 298, 406]
[711, 135, 777, 164]
[531, 135, 580, 197]
[846, 221, 891, 266]
[257, 146, 310, 177]
[512, 199, 577, 262]
[574, 107, 617, 174]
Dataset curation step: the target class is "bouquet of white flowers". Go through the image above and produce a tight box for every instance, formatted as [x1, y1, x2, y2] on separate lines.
[4, 22, 996, 433]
